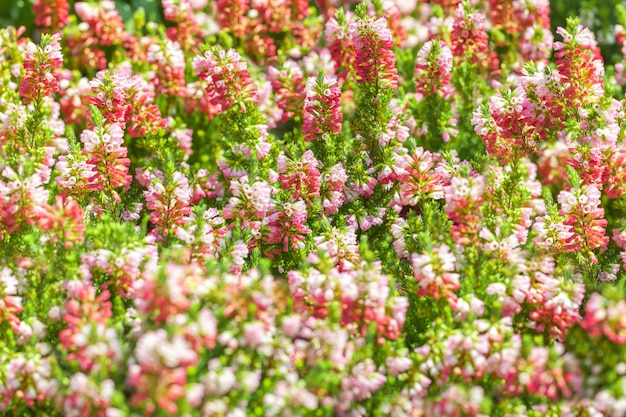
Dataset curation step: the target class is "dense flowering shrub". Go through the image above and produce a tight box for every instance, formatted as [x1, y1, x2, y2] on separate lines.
[2, 1, 626, 416]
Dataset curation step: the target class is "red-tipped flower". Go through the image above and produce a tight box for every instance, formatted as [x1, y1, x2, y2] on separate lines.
[19, 33, 63, 104]
[192, 47, 259, 114]
[302, 74, 343, 141]
[348, 15, 398, 89]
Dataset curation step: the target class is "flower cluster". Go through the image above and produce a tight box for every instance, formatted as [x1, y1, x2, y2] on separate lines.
[32, 0, 70, 31]
[414, 40, 453, 99]
[349, 14, 398, 89]
[450, 3, 498, 71]
[302, 74, 343, 142]
[19, 33, 63, 104]
[192, 47, 259, 113]
[2, 1, 626, 416]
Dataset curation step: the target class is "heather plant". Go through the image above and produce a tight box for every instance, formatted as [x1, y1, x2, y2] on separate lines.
[2, 1, 626, 416]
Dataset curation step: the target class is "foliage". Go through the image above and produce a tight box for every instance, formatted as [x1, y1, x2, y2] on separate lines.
[2, 1, 626, 416]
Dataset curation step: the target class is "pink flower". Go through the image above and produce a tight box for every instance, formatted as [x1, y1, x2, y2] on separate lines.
[89, 70, 131, 128]
[582, 293, 626, 344]
[130, 329, 197, 415]
[62, 373, 117, 417]
[526, 272, 585, 339]
[443, 173, 486, 245]
[348, 16, 398, 89]
[0, 166, 50, 237]
[161, 0, 205, 48]
[302, 74, 342, 142]
[89, 68, 168, 137]
[216, 0, 249, 36]
[75, 1, 127, 47]
[451, 3, 498, 71]
[80, 122, 131, 198]
[303, 48, 335, 77]
[340, 359, 386, 404]
[269, 60, 305, 122]
[19, 33, 63, 103]
[281, 315, 302, 338]
[230, 241, 249, 274]
[533, 214, 574, 252]
[520, 25, 554, 62]
[556, 183, 608, 258]
[174, 208, 227, 263]
[414, 40, 453, 99]
[223, 175, 274, 222]
[0, 267, 23, 333]
[31, 195, 85, 248]
[554, 23, 605, 106]
[320, 163, 347, 215]
[277, 150, 321, 201]
[412, 244, 460, 306]
[520, 346, 582, 400]
[134, 261, 204, 323]
[267, 199, 311, 253]
[59, 282, 122, 373]
[0, 353, 56, 409]
[192, 47, 259, 114]
[472, 86, 543, 163]
[243, 322, 271, 348]
[395, 147, 445, 206]
[147, 39, 187, 96]
[289, 262, 406, 341]
[313, 224, 360, 270]
[325, 11, 356, 81]
[32, 0, 70, 30]
[144, 171, 192, 236]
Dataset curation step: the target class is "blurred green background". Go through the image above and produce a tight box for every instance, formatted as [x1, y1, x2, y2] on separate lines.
[0, 0, 623, 64]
